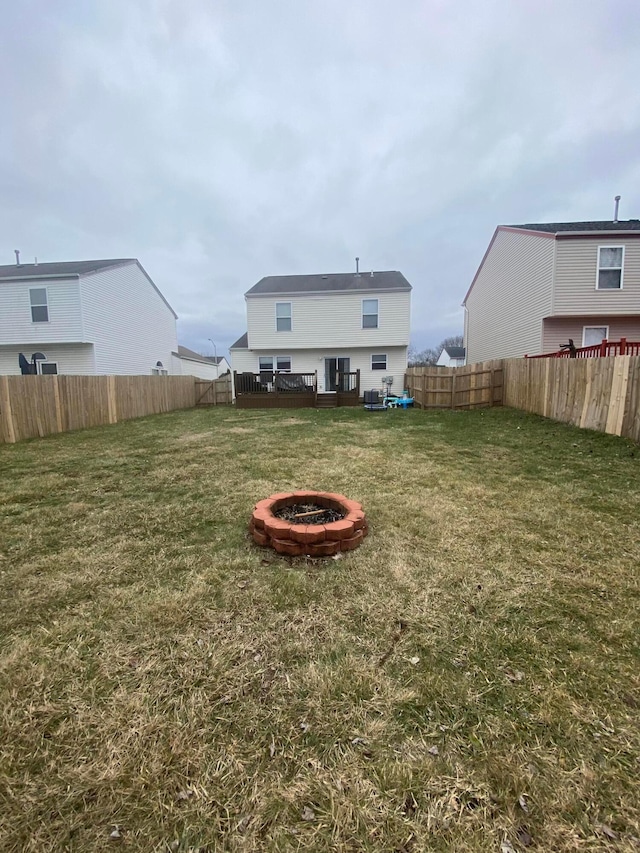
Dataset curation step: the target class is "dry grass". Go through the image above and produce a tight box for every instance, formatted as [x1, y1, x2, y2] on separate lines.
[1, 405, 639, 852]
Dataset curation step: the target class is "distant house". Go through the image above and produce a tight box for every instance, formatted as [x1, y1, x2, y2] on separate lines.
[230, 270, 412, 397]
[463, 220, 640, 362]
[0, 258, 178, 375]
[436, 345, 466, 367]
[173, 346, 230, 380]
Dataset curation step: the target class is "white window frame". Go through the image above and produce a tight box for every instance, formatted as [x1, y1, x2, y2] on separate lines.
[596, 246, 624, 290]
[275, 355, 292, 372]
[151, 361, 168, 375]
[362, 298, 379, 329]
[582, 325, 609, 347]
[371, 353, 387, 370]
[29, 287, 49, 323]
[275, 302, 292, 332]
[38, 361, 58, 375]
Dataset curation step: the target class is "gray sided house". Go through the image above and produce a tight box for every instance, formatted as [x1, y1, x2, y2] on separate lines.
[463, 220, 640, 362]
[0, 258, 178, 375]
[230, 270, 412, 400]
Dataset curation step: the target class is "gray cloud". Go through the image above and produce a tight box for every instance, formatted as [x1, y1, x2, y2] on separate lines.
[2, 0, 639, 357]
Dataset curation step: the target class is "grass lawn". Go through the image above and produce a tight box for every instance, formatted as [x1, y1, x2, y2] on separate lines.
[1, 405, 639, 852]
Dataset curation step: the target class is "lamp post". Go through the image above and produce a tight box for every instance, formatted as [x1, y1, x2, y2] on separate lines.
[208, 338, 218, 377]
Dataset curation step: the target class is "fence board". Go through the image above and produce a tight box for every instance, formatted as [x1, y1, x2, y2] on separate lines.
[0, 375, 200, 444]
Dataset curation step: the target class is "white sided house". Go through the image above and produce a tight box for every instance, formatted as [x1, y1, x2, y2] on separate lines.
[436, 345, 466, 367]
[463, 219, 640, 363]
[230, 270, 412, 398]
[172, 346, 230, 380]
[0, 258, 178, 375]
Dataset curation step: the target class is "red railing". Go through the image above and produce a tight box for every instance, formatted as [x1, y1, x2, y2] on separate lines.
[525, 338, 640, 359]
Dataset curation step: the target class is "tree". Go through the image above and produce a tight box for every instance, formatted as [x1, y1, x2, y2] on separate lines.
[408, 335, 463, 366]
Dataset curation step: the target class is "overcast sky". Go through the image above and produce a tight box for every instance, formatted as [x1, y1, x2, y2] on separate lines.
[2, 0, 640, 357]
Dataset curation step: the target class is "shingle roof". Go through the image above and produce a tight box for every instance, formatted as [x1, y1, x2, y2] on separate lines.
[510, 220, 640, 233]
[230, 332, 248, 349]
[0, 259, 134, 279]
[245, 270, 411, 296]
[177, 345, 223, 364]
[444, 346, 465, 358]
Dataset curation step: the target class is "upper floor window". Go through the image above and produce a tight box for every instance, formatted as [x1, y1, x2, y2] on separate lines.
[276, 302, 292, 331]
[362, 298, 378, 329]
[597, 246, 624, 290]
[30, 288, 49, 322]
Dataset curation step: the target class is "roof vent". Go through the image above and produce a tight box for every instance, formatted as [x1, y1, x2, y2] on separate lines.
[321, 275, 328, 279]
[14, 249, 20, 266]
[614, 195, 621, 223]
[355, 256, 360, 276]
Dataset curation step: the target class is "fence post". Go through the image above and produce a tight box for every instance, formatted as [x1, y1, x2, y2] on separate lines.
[0, 376, 16, 443]
[600, 338, 608, 357]
[450, 372, 456, 409]
[107, 375, 118, 424]
[52, 375, 64, 433]
[620, 337, 627, 355]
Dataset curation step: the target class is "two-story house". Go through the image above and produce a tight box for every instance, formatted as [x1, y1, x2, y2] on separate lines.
[0, 258, 179, 375]
[230, 270, 412, 396]
[463, 220, 640, 363]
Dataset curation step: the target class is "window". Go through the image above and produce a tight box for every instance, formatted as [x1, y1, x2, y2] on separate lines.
[151, 360, 168, 375]
[597, 246, 624, 289]
[371, 353, 387, 370]
[259, 356, 274, 383]
[582, 326, 608, 347]
[39, 362, 58, 375]
[362, 299, 378, 329]
[30, 288, 49, 322]
[276, 356, 291, 372]
[276, 302, 292, 331]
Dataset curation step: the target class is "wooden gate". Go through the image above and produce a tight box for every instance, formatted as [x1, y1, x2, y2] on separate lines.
[195, 375, 232, 406]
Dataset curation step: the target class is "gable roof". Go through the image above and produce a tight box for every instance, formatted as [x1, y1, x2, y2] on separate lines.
[509, 220, 640, 233]
[177, 345, 225, 364]
[0, 259, 135, 279]
[443, 346, 465, 358]
[245, 270, 411, 296]
[0, 258, 178, 318]
[230, 332, 248, 349]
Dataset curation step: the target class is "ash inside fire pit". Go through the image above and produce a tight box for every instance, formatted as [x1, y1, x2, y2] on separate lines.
[274, 503, 344, 525]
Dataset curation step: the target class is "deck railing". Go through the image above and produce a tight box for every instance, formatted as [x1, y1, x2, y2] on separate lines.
[234, 371, 317, 395]
[525, 338, 640, 359]
[336, 371, 360, 394]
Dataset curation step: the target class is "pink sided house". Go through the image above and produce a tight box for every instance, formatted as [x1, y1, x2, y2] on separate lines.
[463, 218, 640, 363]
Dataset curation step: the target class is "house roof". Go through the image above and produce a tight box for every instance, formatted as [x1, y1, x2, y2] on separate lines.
[443, 346, 465, 358]
[245, 271, 412, 296]
[509, 220, 640, 233]
[230, 332, 248, 349]
[0, 259, 135, 279]
[0, 258, 178, 318]
[177, 345, 225, 364]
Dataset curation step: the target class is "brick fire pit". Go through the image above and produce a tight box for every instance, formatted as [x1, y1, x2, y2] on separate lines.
[249, 491, 368, 557]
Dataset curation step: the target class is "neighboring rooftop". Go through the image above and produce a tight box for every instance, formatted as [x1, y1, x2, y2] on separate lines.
[443, 346, 465, 359]
[177, 345, 224, 364]
[509, 220, 640, 233]
[230, 333, 248, 349]
[245, 271, 412, 296]
[0, 259, 135, 279]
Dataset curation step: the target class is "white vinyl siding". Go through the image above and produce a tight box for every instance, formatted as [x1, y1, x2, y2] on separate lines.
[553, 238, 640, 315]
[0, 343, 95, 375]
[80, 262, 178, 374]
[247, 290, 410, 350]
[231, 346, 408, 396]
[464, 229, 555, 362]
[0, 278, 83, 345]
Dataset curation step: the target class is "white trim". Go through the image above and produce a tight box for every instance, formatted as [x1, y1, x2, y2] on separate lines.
[371, 353, 387, 370]
[596, 245, 624, 290]
[29, 285, 50, 323]
[258, 355, 293, 373]
[582, 325, 609, 347]
[362, 298, 379, 329]
[275, 301, 292, 332]
[38, 361, 58, 375]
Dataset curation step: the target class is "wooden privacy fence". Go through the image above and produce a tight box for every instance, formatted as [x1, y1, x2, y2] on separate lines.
[195, 375, 232, 406]
[503, 355, 640, 443]
[0, 375, 198, 444]
[405, 362, 504, 409]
